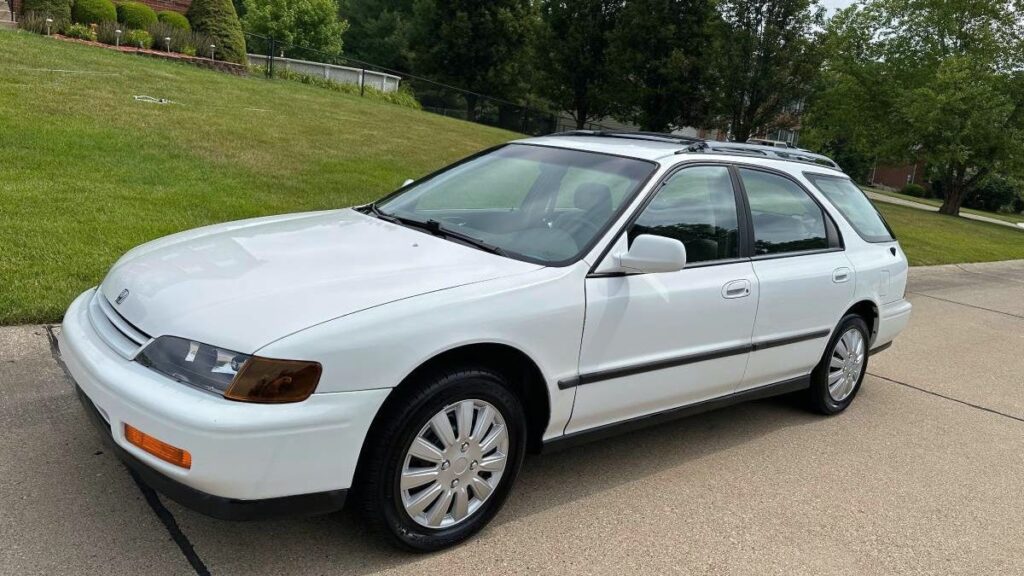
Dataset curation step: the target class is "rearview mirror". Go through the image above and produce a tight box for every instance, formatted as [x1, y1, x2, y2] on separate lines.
[402, 178, 415, 187]
[617, 234, 687, 273]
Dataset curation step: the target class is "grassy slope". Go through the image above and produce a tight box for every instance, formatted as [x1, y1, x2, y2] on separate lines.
[866, 187, 1024, 225]
[0, 32, 517, 324]
[2, 33, 1023, 324]
[876, 203, 1024, 266]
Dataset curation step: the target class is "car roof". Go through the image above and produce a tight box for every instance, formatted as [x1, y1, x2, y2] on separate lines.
[516, 131, 845, 173]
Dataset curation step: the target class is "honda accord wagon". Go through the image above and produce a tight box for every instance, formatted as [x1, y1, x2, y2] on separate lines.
[61, 131, 911, 551]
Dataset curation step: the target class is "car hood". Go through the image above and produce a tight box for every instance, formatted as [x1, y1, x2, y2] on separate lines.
[99, 209, 542, 353]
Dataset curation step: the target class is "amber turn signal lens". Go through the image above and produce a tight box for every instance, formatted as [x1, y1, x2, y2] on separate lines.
[124, 424, 192, 469]
[224, 357, 322, 403]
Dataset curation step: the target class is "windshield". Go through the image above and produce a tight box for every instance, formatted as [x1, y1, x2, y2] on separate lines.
[806, 174, 895, 243]
[375, 144, 656, 265]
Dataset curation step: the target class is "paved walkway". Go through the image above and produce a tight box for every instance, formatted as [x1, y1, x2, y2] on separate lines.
[3, 261, 1024, 574]
[866, 190, 1024, 229]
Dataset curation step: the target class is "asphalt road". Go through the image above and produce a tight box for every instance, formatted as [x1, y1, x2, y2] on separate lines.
[2, 261, 1023, 575]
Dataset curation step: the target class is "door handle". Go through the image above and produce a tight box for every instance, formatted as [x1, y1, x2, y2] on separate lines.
[722, 279, 751, 299]
[833, 267, 852, 283]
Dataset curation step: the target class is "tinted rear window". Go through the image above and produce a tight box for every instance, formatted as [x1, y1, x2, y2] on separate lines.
[806, 174, 895, 243]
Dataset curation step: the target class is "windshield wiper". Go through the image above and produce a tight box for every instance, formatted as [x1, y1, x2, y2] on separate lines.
[369, 207, 506, 257]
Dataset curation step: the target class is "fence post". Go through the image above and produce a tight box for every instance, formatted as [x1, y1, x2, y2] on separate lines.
[266, 37, 275, 79]
[359, 68, 365, 97]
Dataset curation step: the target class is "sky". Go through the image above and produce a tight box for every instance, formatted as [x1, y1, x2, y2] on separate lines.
[822, 0, 857, 13]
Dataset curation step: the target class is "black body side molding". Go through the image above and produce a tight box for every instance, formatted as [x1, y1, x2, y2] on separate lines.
[543, 375, 811, 453]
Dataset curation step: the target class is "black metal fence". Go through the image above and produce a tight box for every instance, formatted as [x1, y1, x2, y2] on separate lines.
[244, 32, 610, 136]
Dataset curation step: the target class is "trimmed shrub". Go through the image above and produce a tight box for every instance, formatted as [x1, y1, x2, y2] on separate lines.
[96, 20, 121, 43]
[187, 0, 246, 63]
[157, 10, 190, 30]
[64, 22, 97, 39]
[19, 11, 66, 33]
[21, 0, 72, 25]
[964, 175, 1020, 213]
[72, 0, 115, 23]
[900, 183, 926, 198]
[123, 28, 153, 48]
[117, 1, 157, 29]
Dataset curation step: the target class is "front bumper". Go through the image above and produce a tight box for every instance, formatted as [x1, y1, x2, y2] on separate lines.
[75, 384, 347, 520]
[60, 289, 391, 515]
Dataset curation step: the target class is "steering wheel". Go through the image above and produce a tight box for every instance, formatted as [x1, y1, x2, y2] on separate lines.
[552, 213, 603, 248]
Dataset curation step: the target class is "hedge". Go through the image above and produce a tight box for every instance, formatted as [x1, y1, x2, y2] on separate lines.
[157, 10, 190, 30]
[186, 0, 246, 63]
[117, 1, 157, 29]
[72, 0, 116, 24]
[21, 0, 72, 24]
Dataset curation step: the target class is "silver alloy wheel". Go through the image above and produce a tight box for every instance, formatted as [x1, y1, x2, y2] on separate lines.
[400, 399, 509, 529]
[828, 327, 866, 402]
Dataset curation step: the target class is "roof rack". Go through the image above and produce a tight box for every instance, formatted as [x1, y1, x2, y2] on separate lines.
[692, 141, 841, 170]
[548, 130, 842, 170]
[551, 130, 705, 146]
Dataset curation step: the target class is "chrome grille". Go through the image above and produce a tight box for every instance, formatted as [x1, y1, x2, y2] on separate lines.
[87, 290, 152, 359]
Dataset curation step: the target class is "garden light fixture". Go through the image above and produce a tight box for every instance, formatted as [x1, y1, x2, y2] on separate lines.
[165, 36, 171, 53]
[45, 17, 52, 35]
[114, 29, 121, 47]
[209, 44, 216, 60]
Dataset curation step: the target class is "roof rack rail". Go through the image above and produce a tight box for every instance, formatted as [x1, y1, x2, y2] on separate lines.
[551, 130, 705, 146]
[692, 141, 841, 170]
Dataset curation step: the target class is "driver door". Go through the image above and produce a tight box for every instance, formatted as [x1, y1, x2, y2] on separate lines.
[565, 165, 760, 434]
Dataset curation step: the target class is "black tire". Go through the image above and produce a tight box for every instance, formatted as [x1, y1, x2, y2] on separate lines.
[807, 314, 870, 415]
[351, 366, 526, 552]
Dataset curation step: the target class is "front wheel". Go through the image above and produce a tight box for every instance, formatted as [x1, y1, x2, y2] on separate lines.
[353, 368, 526, 551]
[807, 314, 870, 415]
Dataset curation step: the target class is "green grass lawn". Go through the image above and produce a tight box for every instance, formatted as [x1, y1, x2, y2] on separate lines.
[865, 187, 1024, 225]
[2, 32, 1024, 324]
[876, 203, 1024, 266]
[0, 31, 516, 324]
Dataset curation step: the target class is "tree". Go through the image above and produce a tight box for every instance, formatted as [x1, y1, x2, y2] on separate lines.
[243, 0, 348, 59]
[605, 0, 717, 132]
[187, 0, 247, 64]
[410, 0, 537, 120]
[536, 0, 619, 130]
[803, 0, 1024, 215]
[711, 0, 823, 142]
[338, 0, 414, 71]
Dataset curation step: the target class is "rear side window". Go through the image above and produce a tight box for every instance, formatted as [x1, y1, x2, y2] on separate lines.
[806, 174, 895, 243]
[739, 168, 829, 255]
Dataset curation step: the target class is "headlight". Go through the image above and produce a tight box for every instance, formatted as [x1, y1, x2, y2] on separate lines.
[137, 336, 322, 403]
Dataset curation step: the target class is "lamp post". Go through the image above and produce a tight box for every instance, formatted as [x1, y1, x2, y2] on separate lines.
[209, 44, 216, 60]
[45, 17, 52, 35]
[164, 36, 171, 53]
[114, 28, 121, 47]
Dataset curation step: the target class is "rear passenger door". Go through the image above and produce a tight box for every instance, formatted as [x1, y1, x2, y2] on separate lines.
[735, 167, 855, 392]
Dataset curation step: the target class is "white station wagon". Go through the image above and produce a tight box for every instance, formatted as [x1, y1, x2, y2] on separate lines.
[61, 131, 912, 550]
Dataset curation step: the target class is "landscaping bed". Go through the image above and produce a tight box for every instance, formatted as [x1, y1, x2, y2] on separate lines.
[53, 33, 247, 74]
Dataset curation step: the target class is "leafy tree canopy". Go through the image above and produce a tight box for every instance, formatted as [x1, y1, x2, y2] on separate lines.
[804, 0, 1024, 214]
[536, 0, 620, 129]
[605, 0, 718, 132]
[243, 0, 348, 58]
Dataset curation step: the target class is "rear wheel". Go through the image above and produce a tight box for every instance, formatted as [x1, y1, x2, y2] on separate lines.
[353, 367, 526, 551]
[808, 314, 869, 415]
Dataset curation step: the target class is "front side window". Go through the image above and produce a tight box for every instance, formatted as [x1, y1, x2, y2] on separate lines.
[740, 168, 829, 255]
[806, 174, 895, 242]
[629, 166, 740, 264]
[376, 145, 655, 265]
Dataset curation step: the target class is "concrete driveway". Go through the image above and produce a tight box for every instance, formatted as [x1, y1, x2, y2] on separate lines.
[2, 261, 1023, 575]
